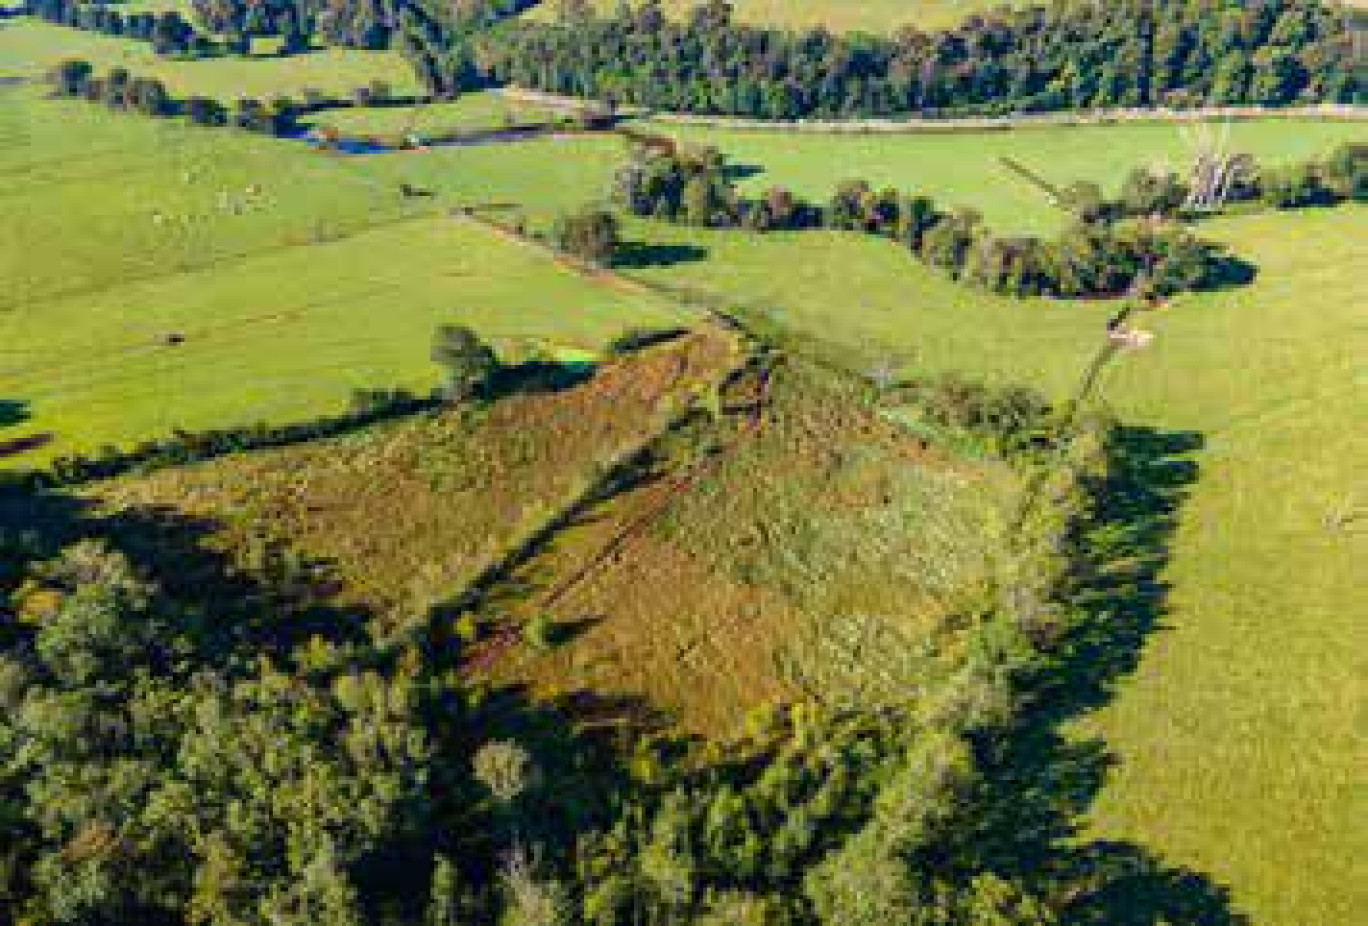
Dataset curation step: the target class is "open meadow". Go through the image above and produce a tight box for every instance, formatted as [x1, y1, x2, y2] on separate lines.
[0, 18, 419, 98]
[0, 85, 687, 465]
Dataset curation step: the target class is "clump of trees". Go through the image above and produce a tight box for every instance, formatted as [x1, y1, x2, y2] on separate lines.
[611, 140, 1259, 300]
[432, 324, 501, 400]
[553, 207, 621, 266]
[1259, 142, 1368, 207]
[471, 0, 1359, 120]
[48, 60, 173, 115]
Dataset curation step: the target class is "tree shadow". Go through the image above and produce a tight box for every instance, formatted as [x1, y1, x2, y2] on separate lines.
[1200, 253, 1258, 292]
[962, 425, 1248, 922]
[0, 486, 370, 672]
[613, 241, 709, 269]
[723, 162, 765, 183]
[489, 357, 597, 398]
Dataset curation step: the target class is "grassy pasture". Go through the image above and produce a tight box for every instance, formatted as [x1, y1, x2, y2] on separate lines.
[0, 86, 687, 465]
[314, 91, 557, 136]
[619, 205, 1368, 924]
[526, 0, 1024, 34]
[3, 213, 689, 465]
[0, 18, 420, 98]
[646, 118, 1368, 233]
[0, 87, 422, 307]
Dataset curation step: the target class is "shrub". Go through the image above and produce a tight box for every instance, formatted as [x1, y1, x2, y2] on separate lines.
[432, 325, 501, 401]
[553, 207, 620, 266]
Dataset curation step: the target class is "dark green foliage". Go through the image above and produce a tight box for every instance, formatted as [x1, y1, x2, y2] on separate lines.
[45, 63, 302, 134]
[1319, 142, 1368, 201]
[1259, 161, 1333, 208]
[46, 57, 91, 96]
[471, 0, 1357, 119]
[895, 375, 1054, 458]
[1119, 167, 1189, 217]
[432, 324, 501, 400]
[553, 207, 621, 266]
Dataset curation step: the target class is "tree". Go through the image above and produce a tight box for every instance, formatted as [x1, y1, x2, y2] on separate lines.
[553, 207, 620, 266]
[48, 58, 93, 96]
[1319, 143, 1366, 202]
[1119, 168, 1188, 217]
[473, 739, 536, 808]
[127, 77, 172, 116]
[184, 95, 227, 126]
[431, 324, 500, 400]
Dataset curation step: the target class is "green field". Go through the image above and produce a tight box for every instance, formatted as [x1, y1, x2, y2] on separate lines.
[647, 118, 1368, 233]
[526, 0, 1022, 33]
[618, 205, 1368, 924]
[0, 87, 685, 465]
[315, 91, 557, 136]
[0, 18, 419, 98]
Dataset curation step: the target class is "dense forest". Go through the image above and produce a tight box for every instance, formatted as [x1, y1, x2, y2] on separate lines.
[472, 0, 1361, 118]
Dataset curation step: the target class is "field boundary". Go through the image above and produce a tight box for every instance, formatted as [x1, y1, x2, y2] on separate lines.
[497, 87, 1368, 134]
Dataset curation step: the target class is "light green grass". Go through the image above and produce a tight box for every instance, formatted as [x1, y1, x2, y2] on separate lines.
[315, 91, 556, 136]
[0, 88, 418, 308]
[526, 0, 1022, 33]
[646, 119, 1368, 233]
[1074, 208, 1368, 926]
[3, 213, 686, 465]
[353, 132, 626, 222]
[0, 18, 419, 98]
[620, 206, 1368, 924]
[0, 86, 685, 465]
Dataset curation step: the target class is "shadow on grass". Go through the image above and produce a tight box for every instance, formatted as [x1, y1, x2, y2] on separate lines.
[723, 162, 765, 183]
[963, 425, 1249, 922]
[1202, 253, 1259, 291]
[613, 240, 709, 269]
[490, 357, 597, 398]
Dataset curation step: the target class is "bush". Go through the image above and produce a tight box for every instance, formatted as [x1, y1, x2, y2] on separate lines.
[553, 207, 620, 266]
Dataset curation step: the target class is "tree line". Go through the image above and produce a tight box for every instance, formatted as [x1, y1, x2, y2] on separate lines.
[610, 136, 1365, 300]
[468, 0, 1360, 120]
[46, 57, 445, 136]
[2, 350, 1196, 922]
[47, 58, 306, 132]
[27, 0, 210, 55]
